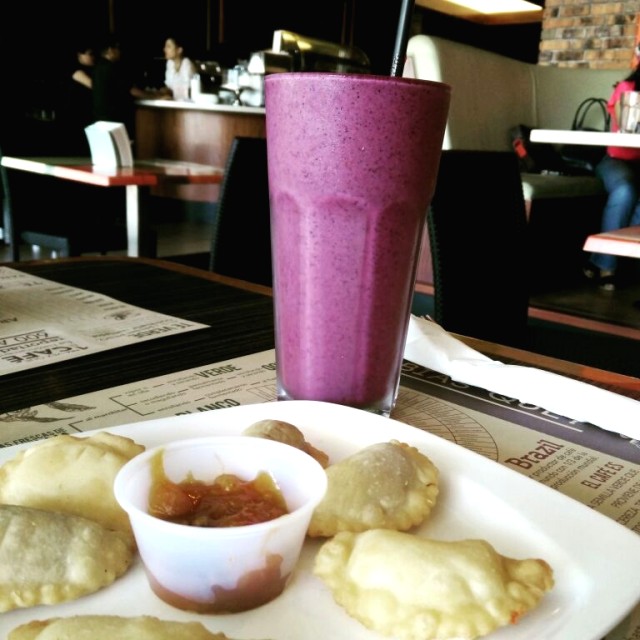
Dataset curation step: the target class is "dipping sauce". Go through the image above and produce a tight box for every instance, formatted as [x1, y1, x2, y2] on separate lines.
[148, 450, 289, 527]
[147, 553, 288, 613]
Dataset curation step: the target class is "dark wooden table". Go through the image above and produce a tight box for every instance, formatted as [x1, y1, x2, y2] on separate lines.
[1, 257, 274, 413]
[3, 255, 639, 416]
[3, 256, 640, 640]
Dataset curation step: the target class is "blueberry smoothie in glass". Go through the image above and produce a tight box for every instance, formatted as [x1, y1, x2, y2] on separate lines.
[265, 72, 450, 415]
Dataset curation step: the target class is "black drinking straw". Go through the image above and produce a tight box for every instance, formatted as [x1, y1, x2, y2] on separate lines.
[390, 0, 416, 77]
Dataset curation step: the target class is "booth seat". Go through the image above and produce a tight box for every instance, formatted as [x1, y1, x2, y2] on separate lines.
[406, 35, 622, 291]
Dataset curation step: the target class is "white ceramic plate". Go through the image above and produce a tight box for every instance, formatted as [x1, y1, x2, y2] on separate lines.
[2, 400, 640, 639]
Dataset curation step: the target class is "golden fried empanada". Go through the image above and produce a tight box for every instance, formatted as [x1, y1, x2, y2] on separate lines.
[307, 440, 439, 537]
[243, 419, 330, 467]
[0, 504, 135, 612]
[8, 615, 245, 640]
[0, 431, 144, 534]
[314, 529, 554, 640]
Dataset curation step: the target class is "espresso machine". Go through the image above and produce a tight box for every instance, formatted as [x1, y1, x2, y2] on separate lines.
[191, 60, 223, 103]
[268, 30, 371, 73]
[196, 30, 371, 108]
[241, 30, 371, 107]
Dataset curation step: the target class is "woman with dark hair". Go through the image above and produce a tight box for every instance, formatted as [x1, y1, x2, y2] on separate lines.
[160, 35, 196, 100]
[586, 45, 640, 291]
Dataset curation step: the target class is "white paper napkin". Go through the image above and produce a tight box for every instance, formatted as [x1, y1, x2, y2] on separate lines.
[403, 315, 640, 441]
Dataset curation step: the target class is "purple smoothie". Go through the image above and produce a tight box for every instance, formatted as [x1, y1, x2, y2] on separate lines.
[265, 73, 450, 413]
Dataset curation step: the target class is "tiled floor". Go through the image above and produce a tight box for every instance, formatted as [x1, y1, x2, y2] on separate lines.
[0, 218, 213, 263]
[530, 278, 640, 334]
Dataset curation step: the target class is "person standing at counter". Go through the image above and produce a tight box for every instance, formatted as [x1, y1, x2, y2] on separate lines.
[91, 35, 154, 137]
[56, 41, 96, 152]
[71, 43, 95, 90]
[159, 36, 196, 100]
[586, 45, 640, 291]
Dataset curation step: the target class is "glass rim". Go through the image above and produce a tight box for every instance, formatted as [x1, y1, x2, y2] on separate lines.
[264, 71, 450, 92]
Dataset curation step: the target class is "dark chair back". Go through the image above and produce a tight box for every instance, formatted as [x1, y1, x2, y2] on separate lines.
[427, 150, 530, 348]
[0, 147, 12, 251]
[209, 136, 272, 286]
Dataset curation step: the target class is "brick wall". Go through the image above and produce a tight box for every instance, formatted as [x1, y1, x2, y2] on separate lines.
[540, 1, 640, 68]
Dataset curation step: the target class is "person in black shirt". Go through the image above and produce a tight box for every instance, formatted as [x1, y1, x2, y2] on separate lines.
[53, 42, 95, 153]
[92, 36, 153, 138]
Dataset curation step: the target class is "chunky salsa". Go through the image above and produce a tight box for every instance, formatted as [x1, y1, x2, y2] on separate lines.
[148, 451, 289, 527]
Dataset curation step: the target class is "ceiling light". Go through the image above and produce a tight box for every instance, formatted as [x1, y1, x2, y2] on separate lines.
[415, 0, 543, 24]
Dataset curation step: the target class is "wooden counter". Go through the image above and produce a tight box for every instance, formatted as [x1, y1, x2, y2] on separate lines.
[135, 100, 266, 202]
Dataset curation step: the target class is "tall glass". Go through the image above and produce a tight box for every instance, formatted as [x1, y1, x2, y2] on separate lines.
[265, 72, 450, 416]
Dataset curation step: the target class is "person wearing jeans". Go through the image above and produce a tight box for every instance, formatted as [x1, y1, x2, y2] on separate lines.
[587, 46, 640, 291]
[590, 154, 640, 289]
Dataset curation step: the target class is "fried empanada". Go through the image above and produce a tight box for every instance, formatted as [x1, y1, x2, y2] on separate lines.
[0, 431, 144, 534]
[314, 529, 554, 640]
[243, 419, 330, 468]
[0, 504, 135, 612]
[307, 440, 439, 537]
[7, 615, 245, 640]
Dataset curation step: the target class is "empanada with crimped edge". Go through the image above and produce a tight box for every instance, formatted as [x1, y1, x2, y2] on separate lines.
[0, 504, 135, 612]
[307, 440, 439, 537]
[7, 615, 258, 640]
[243, 419, 330, 467]
[0, 431, 144, 534]
[314, 529, 554, 640]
